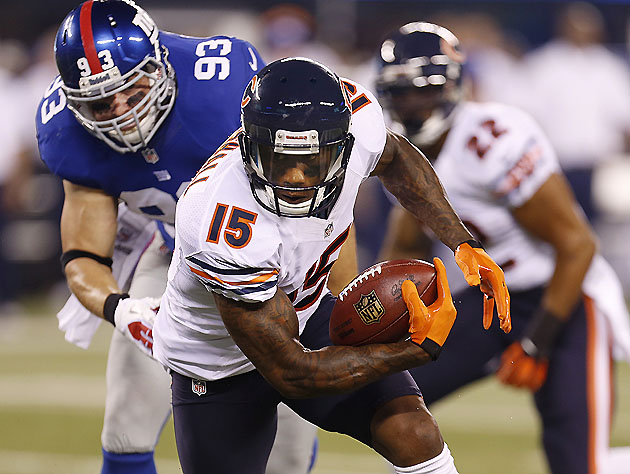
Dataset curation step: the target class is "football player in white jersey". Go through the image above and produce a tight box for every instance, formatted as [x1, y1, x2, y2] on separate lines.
[38, 1, 351, 473]
[153, 57, 511, 474]
[376, 22, 630, 474]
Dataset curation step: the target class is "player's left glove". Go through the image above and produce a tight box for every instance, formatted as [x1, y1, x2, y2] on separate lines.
[454, 240, 511, 333]
[103, 294, 159, 358]
[496, 307, 564, 391]
[402, 257, 457, 361]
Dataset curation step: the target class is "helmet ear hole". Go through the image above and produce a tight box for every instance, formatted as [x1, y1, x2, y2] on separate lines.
[240, 58, 353, 218]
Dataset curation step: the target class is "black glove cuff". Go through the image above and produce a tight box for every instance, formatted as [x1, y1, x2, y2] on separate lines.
[458, 239, 484, 250]
[523, 308, 565, 358]
[411, 338, 442, 361]
[103, 293, 130, 326]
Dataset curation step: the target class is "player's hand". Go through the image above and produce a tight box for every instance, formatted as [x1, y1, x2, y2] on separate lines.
[454, 240, 511, 333]
[113, 297, 160, 357]
[402, 257, 457, 360]
[496, 341, 548, 391]
[496, 307, 563, 391]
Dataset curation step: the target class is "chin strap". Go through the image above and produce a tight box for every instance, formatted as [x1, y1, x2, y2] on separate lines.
[410, 110, 451, 147]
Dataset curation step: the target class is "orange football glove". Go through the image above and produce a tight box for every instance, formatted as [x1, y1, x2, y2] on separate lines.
[496, 307, 564, 391]
[402, 257, 457, 360]
[496, 342, 548, 391]
[454, 240, 511, 333]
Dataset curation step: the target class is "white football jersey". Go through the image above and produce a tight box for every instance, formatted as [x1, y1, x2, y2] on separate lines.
[153, 80, 387, 381]
[433, 101, 560, 292]
[427, 102, 630, 362]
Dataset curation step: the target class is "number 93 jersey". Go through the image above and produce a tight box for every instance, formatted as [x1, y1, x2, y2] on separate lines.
[36, 33, 263, 225]
[153, 80, 387, 381]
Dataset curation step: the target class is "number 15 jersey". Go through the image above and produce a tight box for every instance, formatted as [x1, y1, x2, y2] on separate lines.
[153, 81, 386, 382]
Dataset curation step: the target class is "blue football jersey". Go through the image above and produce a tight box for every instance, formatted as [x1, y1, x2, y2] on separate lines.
[36, 33, 263, 225]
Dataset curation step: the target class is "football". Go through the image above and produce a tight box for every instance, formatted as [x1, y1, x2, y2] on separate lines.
[329, 259, 437, 346]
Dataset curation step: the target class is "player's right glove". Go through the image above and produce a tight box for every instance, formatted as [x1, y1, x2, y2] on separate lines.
[454, 240, 511, 333]
[402, 257, 457, 361]
[496, 307, 564, 391]
[103, 294, 160, 358]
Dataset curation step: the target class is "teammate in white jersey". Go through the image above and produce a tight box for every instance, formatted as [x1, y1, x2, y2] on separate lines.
[153, 57, 511, 474]
[376, 22, 630, 474]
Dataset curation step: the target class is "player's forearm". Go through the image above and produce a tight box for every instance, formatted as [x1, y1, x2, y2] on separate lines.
[217, 289, 430, 399]
[65, 259, 121, 317]
[378, 133, 472, 251]
[270, 341, 429, 399]
[542, 232, 596, 320]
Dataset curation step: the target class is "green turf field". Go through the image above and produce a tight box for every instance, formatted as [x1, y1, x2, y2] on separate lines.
[1, 307, 629, 474]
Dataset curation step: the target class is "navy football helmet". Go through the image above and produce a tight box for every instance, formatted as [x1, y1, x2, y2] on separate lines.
[54, 0, 175, 153]
[375, 22, 465, 146]
[240, 57, 354, 218]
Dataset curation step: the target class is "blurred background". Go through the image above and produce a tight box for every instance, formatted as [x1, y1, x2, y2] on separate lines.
[0, 0, 629, 473]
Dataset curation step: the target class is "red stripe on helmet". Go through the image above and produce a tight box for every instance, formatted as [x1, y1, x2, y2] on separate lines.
[79, 1, 103, 74]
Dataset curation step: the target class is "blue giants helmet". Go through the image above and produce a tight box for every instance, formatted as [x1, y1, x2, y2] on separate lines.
[54, 0, 176, 153]
[375, 22, 465, 146]
[240, 57, 354, 218]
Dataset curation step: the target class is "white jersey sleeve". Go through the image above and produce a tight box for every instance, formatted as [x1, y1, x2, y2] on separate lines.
[484, 105, 561, 208]
[185, 252, 279, 303]
[174, 153, 282, 304]
[434, 102, 562, 291]
[341, 78, 387, 179]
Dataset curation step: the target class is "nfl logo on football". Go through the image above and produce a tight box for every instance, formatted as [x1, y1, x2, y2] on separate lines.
[353, 290, 385, 325]
[192, 379, 207, 396]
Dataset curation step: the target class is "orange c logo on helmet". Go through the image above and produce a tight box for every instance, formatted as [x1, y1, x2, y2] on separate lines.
[440, 38, 466, 64]
[241, 75, 258, 107]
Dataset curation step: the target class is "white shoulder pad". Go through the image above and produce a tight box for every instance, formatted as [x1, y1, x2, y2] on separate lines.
[176, 149, 282, 303]
[341, 78, 387, 178]
[446, 102, 561, 208]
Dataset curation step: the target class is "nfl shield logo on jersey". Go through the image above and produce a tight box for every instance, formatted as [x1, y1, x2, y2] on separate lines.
[324, 222, 334, 238]
[191, 379, 207, 396]
[141, 147, 160, 164]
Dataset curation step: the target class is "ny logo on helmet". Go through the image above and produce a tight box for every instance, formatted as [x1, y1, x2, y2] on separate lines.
[133, 8, 158, 44]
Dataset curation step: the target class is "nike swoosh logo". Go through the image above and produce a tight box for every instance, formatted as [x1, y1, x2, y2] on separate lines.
[248, 47, 258, 71]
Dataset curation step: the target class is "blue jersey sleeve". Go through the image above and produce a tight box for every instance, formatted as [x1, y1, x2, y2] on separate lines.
[36, 76, 113, 190]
